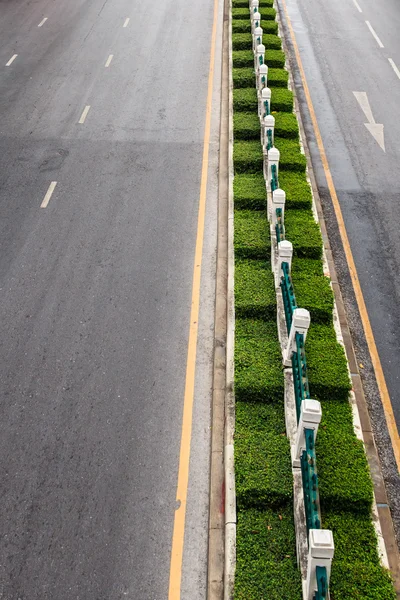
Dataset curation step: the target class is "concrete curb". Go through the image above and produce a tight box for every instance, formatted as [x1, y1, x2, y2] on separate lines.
[224, 0, 236, 597]
[275, 0, 400, 593]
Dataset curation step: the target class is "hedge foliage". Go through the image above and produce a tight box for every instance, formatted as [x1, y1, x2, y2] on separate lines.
[231, 5, 392, 598]
[235, 259, 276, 320]
[235, 319, 284, 404]
[235, 507, 302, 600]
[234, 209, 270, 259]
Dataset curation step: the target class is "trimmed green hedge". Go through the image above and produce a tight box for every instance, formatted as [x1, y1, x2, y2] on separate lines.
[233, 140, 263, 173]
[235, 259, 276, 320]
[274, 112, 299, 139]
[275, 138, 306, 172]
[233, 66, 288, 89]
[290, 272, 333, 324]
[259, 6, 277, 19]
[232, 19, 279, 34]
[233, 173, 266, 210]
[305, 324, 352, 403]
[236, 400, 286, 434]
[277, 171, 313, 209]
[232, 33, 282, 51]
[235, 507, 302, 600]
[234, 111, 261, 140]
[265, 49, 286, 69]
[291, 257, 324, 277]
[233, 87, 294, 113]
[284, 209, 323, 259]
[233, 0, 274, 7]
[323, 511, 396, 600]
[317, 401, 374, 514]
[233, 50, 255, 69]
[270, 87, 294, 112]
[235, 428, 293, 508]
[234, 209, 270, 259]
[235, 319, 284, 404]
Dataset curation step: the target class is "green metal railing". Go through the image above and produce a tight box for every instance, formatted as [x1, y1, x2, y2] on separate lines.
[301, 428, 321, 533]
[275, 207, 285, 243]
[313, 566, 328, 600]
[263, 99, 270, 118]
[270, 163, 278, 191]
[292, 332, 310, 422]
[280, 261, 296, 330]
[266, 128, 273, 151]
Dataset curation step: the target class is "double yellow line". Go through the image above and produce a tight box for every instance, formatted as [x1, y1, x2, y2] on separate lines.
[279, 0, 400, 470]
[168, 0, 220, 596]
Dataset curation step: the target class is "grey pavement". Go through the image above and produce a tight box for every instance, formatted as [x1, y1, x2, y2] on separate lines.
[0, 0, 221, 598]
[280, 0, 400, 543]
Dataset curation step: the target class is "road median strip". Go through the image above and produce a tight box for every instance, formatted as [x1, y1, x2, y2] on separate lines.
[228, 0, 396, 597]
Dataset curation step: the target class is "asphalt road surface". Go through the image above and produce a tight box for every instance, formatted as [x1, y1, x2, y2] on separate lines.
[0, 0, 222, 598]
[281, 0, 400, 538]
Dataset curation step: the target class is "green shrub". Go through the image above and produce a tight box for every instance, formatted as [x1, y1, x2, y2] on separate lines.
[277, 171, 312, 209]
[233, 50, 255, 68]
[259, 6, 276, 19]
[235, 259, 276, 320]
[234, 209, 270, 259]
[232, 19, 279, 34]
[232, 7, 252, 19]
[234, 140, 263, 173]
[317, 401, 374, 514]
[233, 173, 266, 210]
[305, 324, 352, 403]
[232, 33, 253, 51]
[284, 209, 323, 259]
[323, 511, 396, 600]
[265, 49, 286, 69]
[236, 401, 286, 435]
[270, 87, 294, 112]
[233, 67, 288, 89]
[235, 319, 284, 403]
[274, 137, 306, 172]
[233, 0, 274, 7]
[235, 428, 293, 508]
[290, 272, 333, 324]
[234, 112, 260, 140]
[233, 87, 258, 112]
[235, 507, 303, 600]
[264, 34, 282, 50]
[275, 112, 299, 139]
[291, 257, 324, 277]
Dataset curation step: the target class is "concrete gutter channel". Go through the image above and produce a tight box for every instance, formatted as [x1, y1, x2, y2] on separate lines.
[206, 0, 400, 596]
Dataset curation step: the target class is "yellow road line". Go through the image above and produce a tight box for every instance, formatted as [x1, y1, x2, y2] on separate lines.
[168, 0, 219, 596]
[280, 0, 400, 470]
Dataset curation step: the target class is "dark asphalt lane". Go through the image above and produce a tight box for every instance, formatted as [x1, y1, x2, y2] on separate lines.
[280, 0, 400, 542]
[0, 0, 220, 598]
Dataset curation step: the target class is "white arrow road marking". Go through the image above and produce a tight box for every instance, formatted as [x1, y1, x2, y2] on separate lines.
[353, 91, 385, 151]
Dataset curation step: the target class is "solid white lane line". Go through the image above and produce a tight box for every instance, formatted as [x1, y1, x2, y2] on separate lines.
[388, 58, 400, 80]
[123, 18, 130, 27]
[41, 181, 57, 208]
[6, 54, 18, 66]
[105, 54, 114, 67]
[78, 105, 91, 124]
[38, 17, 48, 27]
[352, 0, 362, 12]
[365, 21, 384, 48]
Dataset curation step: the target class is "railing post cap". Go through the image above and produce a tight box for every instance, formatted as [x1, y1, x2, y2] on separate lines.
[278, 239, 292, 252]
[256, 43, 265, 53]
[259, 63, 268, 74]
[251, 0, 259, 5]
[264, 114, 275, 126]
[273, 187, 285, 201]
[261, 86, 271, 99]
[309, 529, 335, 558]
[253, 10, 261, 19]
[301, 399, 322, 423]
[254, 26, 263, 35]
[292, 307, 310, 327]
[268, 146, 280, 160]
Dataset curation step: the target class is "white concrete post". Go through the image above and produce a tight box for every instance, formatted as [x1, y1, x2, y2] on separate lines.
[266, 146, 279, 189]
[263, 114, 275, 148]
[305, 529, 335, 600]
[259, 86, 271, 119]
[257, 63, 268, 91]
[251, 11, 261, 32]
[283, 308, 310, 366]
[255, 43, 265, 71]
[253, 26, 263, 52]
[272, 188, 285, 223]
[275, 240, 292, 286]
[293, 399, 322, 464]
[250, 0, 259, 11]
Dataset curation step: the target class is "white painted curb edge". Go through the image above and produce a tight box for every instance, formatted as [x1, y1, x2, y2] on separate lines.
[224, 0, 237, 597]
